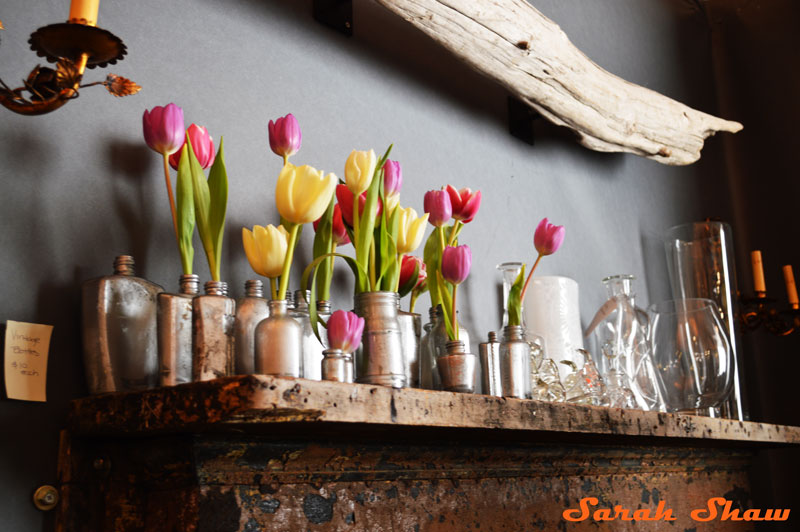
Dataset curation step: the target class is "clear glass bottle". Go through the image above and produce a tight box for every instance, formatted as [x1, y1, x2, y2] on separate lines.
[192, 281, 236, 381]
[291, 290, 325, 380]
[425, 306, 471, 390]
[81, 255, 163, 393]
[418, 307, 440, 390]
[157, 274, 200, 386]
[255, 299, 302, 377]
[234, 280, 269, 375]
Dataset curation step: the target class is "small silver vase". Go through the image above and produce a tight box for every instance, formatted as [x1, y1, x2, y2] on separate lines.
[438, 340, 477, 393]
[157, 274, 200, 386]
[398, 309, 422, 388]
[255, 299, 302, 377]
[292, 290, 325, 381]
[479, 331, 502, 397]
[355, 291, 406, 388]
[234, 280, 269, 375]
[81, 255, 163, 394]
[321, 348, 354, 383]
[500, 325, 531, 398]
[192, 281, 236, 381]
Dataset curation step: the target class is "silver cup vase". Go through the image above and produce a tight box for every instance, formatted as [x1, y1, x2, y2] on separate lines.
[355, 291, 406, 388]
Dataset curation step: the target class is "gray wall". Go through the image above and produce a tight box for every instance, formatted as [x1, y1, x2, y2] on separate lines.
[0, 0, 750, 530]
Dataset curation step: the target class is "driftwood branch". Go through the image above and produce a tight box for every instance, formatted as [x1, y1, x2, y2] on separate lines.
[373, 0, 742, 165]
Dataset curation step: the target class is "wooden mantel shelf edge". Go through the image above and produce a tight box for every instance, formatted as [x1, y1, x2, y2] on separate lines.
[68, 375, 800, 446]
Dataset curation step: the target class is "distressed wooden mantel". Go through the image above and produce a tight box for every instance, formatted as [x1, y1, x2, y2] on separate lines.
[372, 0, 742, 165]
[58, 376, 800, 532]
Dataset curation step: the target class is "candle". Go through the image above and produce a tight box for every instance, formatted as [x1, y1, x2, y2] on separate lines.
[783, 265, 799, 309]
[69, 0, 99, 26]
[751, 250, 766, 295]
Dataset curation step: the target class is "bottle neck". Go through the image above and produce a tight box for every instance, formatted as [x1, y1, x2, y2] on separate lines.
[204, 281, 228, 296]
[113, 255, 135, 276]
[245, 280, 264, 298]
[502, 325, 525, 341]
[293, 290, 310, 311]
[179, 274, 200, 295]
[269, 299, 289, 316]
[603, 275, 635, 300]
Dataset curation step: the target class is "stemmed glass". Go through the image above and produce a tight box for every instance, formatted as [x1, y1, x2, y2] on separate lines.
[648, 298, 733, 415]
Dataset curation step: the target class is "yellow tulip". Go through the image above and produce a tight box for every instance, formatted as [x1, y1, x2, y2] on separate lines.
[275, 163, 337, 225]
[344, 149, 377, 196]
[396, 207, 429, 255]
[242, 224, 289, 278]
[385, 192, 400, 214]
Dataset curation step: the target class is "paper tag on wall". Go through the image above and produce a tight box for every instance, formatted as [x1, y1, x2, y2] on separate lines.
[4, 320, 53, 402]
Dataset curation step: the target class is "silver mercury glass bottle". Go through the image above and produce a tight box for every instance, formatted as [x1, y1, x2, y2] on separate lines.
[255, 299, 302, 377]
[292, 290, 326, 380]
[192, 281, 235, 381]
[430, 306, 472, 388]
[418, 307, 441, 390]
[397, 304, 422, 388]
[81, 255, 163, 394]
[321, 348, 354, 382]
[355, 291, 406, 388]
[157, 274, 200, 386]
[500, 325, 532, 398]
[479, 331, 502, 397]
[438, 339, 477, 393]
[234, 280, 269, 375]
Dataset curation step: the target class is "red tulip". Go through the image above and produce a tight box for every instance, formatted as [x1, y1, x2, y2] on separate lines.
[313, 203, 350, 246]
[423, 189, 452, 227]
[336, 183, 383, 227]
[327, 310, 365, 353]
[268, 113, 302, 159]
[441, 245, 471, 285]
[533, 217, 565, 256]
[399, 255, 426, 290]
[143, 103, 184, 156]
[169, 124, 216, 170]
[445, 185, 481, 223]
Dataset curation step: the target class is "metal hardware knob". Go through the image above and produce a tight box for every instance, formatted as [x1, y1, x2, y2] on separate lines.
[33, 485, 59, 511]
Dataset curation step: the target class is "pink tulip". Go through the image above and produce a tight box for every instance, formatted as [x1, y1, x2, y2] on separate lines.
[169, 124, 216, 170]
[399, 255, 426, 290]
[441, 245, 471, 285]
[268, 113, 302, 159]
[336, 184, 382, 228]
[445, 185, 481, 223]
[423, 189, 452, 227]
[383, 160, 403, 197]
[533, 217, 565, 256]
[313, 203, 350, 246]
[143, 103, 184, 156]
[327, 310, 365, 353]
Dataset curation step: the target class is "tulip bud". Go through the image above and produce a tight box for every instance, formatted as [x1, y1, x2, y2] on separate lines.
[400, 255, 426, 290]
[169, 124, 216, 170]
[345, 149, 377, 196]
[327, 310, 365, 353]
[423, 189, 452, 227]
[441, 245, 472, 285]
[242, 224, 290, 278]
[314, 203, 350, 246]
[533, 217, 565, 256]
[445, 185, 481, 223]
[143, 103, 184, 156]
[268, 113, 302, 159]
[276, 163, 337, 225]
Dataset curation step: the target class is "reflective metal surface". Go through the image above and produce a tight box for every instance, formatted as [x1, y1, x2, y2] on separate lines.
[192, 281, 236, 381]
[500, 326, 531, 399]
[355, 292, 406, 388]
[234, 280, 269, 375]
[255, 299, 302, 377]
[157, 274, 199, 386]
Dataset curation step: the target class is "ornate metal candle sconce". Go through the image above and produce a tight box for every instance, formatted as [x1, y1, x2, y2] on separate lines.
[0, 16, 139, 115]
[737, 252, 800, 336]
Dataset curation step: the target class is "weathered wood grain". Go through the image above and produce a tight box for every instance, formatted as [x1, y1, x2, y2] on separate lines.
[372, 0, 742, 165]
[68, 375, 800, 446]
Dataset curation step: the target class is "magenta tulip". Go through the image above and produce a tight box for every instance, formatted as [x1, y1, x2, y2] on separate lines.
[445, 185, 482, 223]
[533, 217, 565, 256]
[327, 310, 365, 353]
[383, 160, 403, 196]
[423, 189, 452, 227]
[268, 113, 302, 159]
[169, 124, 216, 170]
[143, 103, 184, 156]
[441, 245, 471, 285]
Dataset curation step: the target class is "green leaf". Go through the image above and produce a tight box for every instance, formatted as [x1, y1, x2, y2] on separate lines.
[185, 135, 214, 279]
[377, 200, 401, 291]
[423, 228, 443, 307]
[313, 197, 335, 300]
[355, 145, 392, 290]
[207, 138, 228, 282]
[508, 265, 526, 327]
[176, 145, 195, 275]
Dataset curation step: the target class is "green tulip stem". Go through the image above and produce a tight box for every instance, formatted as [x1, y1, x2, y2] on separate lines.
[269, 277, 278, 301]
[278, 223, 300, 300]
[447, 220, 462, 248]
[451, 285, 460, 341]
[437, 226, 446, 254]
[519, 253, 543, 304]
[162, 153, 179, 245]
[369, 238, 377, 291]
[409, 290, 419, 313]
[282, 154, 289, 167]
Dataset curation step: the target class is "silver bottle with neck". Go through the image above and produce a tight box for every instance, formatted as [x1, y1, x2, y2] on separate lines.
[355, 291, 406, 388]
[500, 325, 531, 399]
[81, 255, 163, 394]
[291, 290, 326, 380]
[418, 307, 440, 390]
[321, 348, 354, 383]
[438, 339, 477, 393]
[479, 331, 502, 397]
[397, 303, 422, 388]
[192, 281, 235, 381]
[255, 299, 302, 377]
[158, 274, 200, 386]
[234, 280, 269, 375]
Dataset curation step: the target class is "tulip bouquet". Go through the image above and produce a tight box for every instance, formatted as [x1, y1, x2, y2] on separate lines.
[144, 103, 228, 280]
[423, 186, 482, 340]
[507, 217, 566, 326]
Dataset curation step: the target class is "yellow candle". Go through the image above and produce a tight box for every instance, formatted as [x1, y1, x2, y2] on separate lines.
[69, 0, 99, 26]
[783, 265, 799, 308]
[751, 250, 766, 295]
